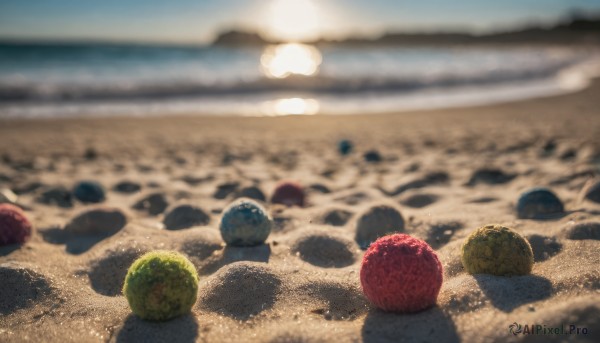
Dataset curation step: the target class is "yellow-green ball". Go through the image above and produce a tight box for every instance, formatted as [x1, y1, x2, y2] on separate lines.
[461, 224, 533, 276]
[122, 250, 198, 321]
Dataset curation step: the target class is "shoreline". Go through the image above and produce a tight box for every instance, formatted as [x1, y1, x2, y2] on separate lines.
[0, 72, 595, 120]
[1, 75, 599, 121]
[0, 79, 600, 159]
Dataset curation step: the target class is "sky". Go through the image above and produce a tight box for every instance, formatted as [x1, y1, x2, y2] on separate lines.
[1, 0, 599, 44]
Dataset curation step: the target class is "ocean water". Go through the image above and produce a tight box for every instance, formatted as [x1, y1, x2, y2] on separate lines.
[0, 42, 598, 118]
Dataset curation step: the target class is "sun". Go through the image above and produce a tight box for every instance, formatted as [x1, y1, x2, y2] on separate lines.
[266, 0, 320, 42]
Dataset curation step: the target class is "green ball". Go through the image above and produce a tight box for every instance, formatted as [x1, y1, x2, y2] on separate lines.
[461, 224, 533, 276]
[122, 250, 198, 321]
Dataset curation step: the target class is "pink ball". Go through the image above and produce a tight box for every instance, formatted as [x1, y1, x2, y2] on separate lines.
[271, 181, 305, 207]
[360, 233, 443, 313]
[0, 203, 32, 246]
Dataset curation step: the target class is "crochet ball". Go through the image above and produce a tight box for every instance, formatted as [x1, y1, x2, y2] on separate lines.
[0, 204, 32, 246]
[360, 234, 443, 313]
[461, 224, 533, 276]
[271, 181, 305, 207]
[73, 180, 106, 203]
[123, 251, 199, 321]
[220, 199, 272, 246]
[516, 187, 563, 219]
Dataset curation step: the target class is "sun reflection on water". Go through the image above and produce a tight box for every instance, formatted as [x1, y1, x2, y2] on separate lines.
[261, 97, 320, 116]
[260, 43, 322, 79]
[259, 42, 322, 115]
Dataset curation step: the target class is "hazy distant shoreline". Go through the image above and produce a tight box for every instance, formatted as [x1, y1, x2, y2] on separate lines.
[1, 16, 599, 49]
[213, 16, 600, 47]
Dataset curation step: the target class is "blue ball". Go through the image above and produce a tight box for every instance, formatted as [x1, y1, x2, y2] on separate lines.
[73, 181, 105, 203]
[220, 199, 272, 246]
[338, 139, 353, 155]
[516, 187, 564, 219]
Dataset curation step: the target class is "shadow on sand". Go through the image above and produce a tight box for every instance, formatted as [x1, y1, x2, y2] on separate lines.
[362, 306, 459, 343]
[39, 226, 117, 254]
[0, 244, 21, 257]
[474, 274, 553, 312]
[115, 313, 199, 343]
[198, 243, 271, 275]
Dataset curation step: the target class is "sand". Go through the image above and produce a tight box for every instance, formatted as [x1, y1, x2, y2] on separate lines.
[1, 80, 600, 343]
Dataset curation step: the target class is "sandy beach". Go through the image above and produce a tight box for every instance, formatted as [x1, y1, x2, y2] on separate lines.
[1, 78, 599, 343]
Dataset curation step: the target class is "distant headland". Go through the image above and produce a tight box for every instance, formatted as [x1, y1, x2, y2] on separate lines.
[213, 16, 600, 47]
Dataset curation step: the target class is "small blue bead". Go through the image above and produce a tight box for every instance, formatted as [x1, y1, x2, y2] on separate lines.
[516, 187, 563, 219]
[73, 181, 105, 203]
[220, 199, 272, 247]
[338, 139, 353, 155]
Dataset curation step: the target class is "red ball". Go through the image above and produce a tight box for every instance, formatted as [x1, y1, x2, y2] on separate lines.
[360, 233, 443, 313]
[0, 203, 32, 246]
[271, 181, 305, 207]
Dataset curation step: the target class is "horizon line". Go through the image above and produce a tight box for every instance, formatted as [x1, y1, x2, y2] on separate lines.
[0, 14, 598, 48]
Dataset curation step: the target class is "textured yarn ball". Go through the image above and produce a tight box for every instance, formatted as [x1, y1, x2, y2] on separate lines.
[516, 187, 563, 219]
[73, 181, 106, 203]
[355, 205, 405, 249]
[338, 139, 353, 155]
[220, 199, 272, 246]
[123, 251, 199, 321]
[461, 224, 533, 276]
[0, 204, 32, 246]
[360, 234, 443, 313]
[271, 181, 305, 207]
